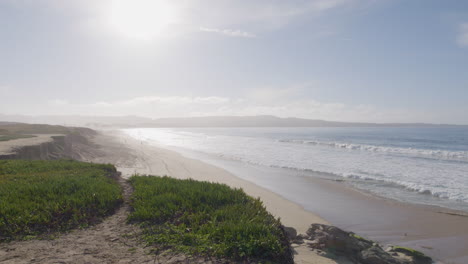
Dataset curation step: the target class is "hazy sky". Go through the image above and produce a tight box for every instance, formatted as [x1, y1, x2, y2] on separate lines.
[1, 0, 468, 124]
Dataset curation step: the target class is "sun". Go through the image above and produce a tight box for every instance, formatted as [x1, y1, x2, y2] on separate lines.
[106, 0, 178, 40]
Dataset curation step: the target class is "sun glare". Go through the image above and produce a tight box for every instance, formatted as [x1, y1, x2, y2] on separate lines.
[107, 0, 178, 40]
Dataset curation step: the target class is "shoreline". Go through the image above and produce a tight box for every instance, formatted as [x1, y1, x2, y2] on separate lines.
[91, 130, 341, 263]
[109, 129, 468, 264]
[2, 127, 465, 263]
[93, 130, 329, 232]
[165, 144, 468, 264]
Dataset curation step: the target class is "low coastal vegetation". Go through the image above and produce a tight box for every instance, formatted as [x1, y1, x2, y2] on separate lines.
[0, 123, 95, 143]
[391, 246, 433, 262]
[0, 134, 36, 142]
[0, 160, 123, 241]
[0, 124, 71, 135]
[0, 123, 97, 160]
[128, 175, 293, 263]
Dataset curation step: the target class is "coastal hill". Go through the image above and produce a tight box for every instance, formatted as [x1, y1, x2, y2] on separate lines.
[144, 115, 458, 128]
[0, 114, 465, 128]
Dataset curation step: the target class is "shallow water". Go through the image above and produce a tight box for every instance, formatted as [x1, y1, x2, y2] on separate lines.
[124, 127, 468, 212]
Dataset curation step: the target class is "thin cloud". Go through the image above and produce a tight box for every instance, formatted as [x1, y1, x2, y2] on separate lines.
[199, 27, 256, 38]
[457, 23, 468, 47]
[188, 0, 354, 31]
[118, 96, 230, 106]
[4, 0, 361, 37]
[48, 99, 69, 106]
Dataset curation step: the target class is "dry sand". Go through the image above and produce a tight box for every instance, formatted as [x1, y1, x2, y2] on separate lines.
[0, 134, 61, 156]
[0, 130, 340, 264]
[3, 129, 467, 263]
[91, 130, 342, 264]
[95, 131, 329, 233]
[106, 130, 468, 264]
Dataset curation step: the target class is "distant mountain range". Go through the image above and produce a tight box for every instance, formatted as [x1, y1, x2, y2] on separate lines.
[0, 114, 465, 128]
[147, 116, 461, 128]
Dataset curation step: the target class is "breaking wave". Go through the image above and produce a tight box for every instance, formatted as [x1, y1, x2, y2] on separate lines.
[278, 139, 468, 162]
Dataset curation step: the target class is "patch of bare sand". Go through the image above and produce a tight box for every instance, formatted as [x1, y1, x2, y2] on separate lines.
[92, 131, 341, 264]
[0, 130, 338, 264]
[1, 175, 151, 264]
[0, 132, 229, 264]
[0, 173, 226, 263]
[0, 134, 61, 156]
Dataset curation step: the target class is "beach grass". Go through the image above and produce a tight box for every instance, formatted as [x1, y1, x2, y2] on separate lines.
[0, 124, 70, 135]
[0, 160, 123, 241]
[0, 134, 36, 142]
[128, 175, 292, 263]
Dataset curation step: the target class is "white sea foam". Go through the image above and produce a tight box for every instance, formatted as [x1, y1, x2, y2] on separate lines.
[123, 127, 468, 209]
[278, 139, 468, 162]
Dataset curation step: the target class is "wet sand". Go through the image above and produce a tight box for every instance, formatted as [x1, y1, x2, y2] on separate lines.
[3, 129, 465, 263]
[221, 161, 468, 264]
[91, 130, 341, 264]
[119, 131, 468, 264]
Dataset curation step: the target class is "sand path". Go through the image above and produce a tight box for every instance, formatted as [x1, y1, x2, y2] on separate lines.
[0, 133, 229, 264]
[91, 131, 342, 264]
[0, 173, 202, 264]
[0, 130, 340, 264]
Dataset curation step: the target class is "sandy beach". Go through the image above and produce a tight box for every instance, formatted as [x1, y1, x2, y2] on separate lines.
[178, 150, 468, 263]
[94, 131, 329, 232]
[2, 129, 467, 263]
[110, 130, 468, 264]
[1, 130, 340, 264]
[89, 130, 343, 264]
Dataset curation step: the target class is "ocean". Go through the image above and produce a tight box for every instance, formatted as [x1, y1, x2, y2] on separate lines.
[123, 127, 468, 212]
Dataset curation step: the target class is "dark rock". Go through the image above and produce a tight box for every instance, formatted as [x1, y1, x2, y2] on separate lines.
[359, 246, 401, 264]
[283, 226, 297, 241]
[305, 224, 373, 258]
[303, 224, 432, 264]
[292, 237, 304, 244]
[389, 247, 432, 264]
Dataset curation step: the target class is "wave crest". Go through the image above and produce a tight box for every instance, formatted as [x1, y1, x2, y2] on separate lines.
[278, 139, 468, 161]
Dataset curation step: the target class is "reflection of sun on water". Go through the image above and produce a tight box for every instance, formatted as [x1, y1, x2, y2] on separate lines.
[107, 0, 178, 40]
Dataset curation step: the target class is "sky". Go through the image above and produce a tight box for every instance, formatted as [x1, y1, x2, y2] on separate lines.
[1, 0, 468, 124]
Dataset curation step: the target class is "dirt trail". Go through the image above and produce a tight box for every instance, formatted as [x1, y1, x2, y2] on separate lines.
[0, 132, 226, 264]
[1, 176, 156, 264]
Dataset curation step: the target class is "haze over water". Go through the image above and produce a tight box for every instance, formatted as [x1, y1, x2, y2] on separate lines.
[125, 127, 468, 212]
[3, 0, 468, 263]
